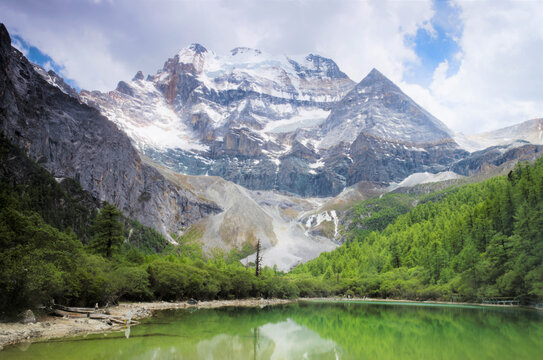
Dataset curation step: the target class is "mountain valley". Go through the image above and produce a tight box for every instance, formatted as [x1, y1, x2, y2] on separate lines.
[1, 23, 542, 270]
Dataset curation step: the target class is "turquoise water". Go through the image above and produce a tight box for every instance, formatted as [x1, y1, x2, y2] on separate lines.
[3, 301, 543, 359]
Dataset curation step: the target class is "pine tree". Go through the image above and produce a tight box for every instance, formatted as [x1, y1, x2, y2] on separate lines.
[255, 239, 263, 277]
[90, 204, 124, 258]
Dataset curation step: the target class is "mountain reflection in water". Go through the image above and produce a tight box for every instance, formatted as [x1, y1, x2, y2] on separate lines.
[196, 318, 339, 359]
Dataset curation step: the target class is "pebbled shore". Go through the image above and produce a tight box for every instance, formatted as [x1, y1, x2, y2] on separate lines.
[0, 298, 295, 350]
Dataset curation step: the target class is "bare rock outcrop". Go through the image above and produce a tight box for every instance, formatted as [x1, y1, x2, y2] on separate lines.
[0, 24, 220, 236]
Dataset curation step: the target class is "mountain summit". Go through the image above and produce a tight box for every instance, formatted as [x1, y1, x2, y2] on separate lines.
[321, 68, 452, 147]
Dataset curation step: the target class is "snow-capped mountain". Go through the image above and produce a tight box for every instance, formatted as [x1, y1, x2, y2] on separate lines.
[320, 68, 453, 146]
[455, 118, 543, 152]
[79, 45, 470, 197]
[79, 44, 361, 196]
[81, 44, 354, 151]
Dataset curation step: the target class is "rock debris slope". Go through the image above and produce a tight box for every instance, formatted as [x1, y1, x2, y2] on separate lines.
[148, 160, 338, 271]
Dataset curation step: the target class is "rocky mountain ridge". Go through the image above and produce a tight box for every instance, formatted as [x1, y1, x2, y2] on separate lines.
[455, 118, 543, 152]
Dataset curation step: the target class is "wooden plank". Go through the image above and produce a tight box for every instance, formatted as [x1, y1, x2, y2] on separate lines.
[53, 304, 97, 314]
[52, 309, 88, 318]
[109, 317, 139, 325]
[109, 317, 128, 325]
[52, 305, 140, 325]
[89, 313, 110, 320]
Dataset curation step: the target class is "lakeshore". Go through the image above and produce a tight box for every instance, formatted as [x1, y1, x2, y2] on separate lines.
[2, 298, 543, 360]
[3, 296, 541, 350]
[0, 298, 295, 350]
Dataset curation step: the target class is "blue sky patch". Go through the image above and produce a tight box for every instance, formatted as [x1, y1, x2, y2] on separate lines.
[404, 0, 463, 86]
[11, 34, 79, 90]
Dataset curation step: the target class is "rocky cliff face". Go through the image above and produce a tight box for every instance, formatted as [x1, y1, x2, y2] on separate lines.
[0, 24, 220, 237]
[321, 69, 452, 145]
[346, 133, 466, 185]
[318, 68, 468, 186]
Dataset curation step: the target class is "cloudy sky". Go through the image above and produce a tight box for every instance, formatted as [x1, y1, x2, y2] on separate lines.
[1, 0, 542, 134]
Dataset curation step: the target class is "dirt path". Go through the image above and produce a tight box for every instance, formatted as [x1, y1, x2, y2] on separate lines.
[0, 298, 295, 350]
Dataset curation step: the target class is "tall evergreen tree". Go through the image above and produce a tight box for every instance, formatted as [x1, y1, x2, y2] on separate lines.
[90, 204, 124, 258]
[255, 239, 263, 277]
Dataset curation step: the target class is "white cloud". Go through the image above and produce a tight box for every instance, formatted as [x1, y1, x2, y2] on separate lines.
[314, 0, 434, 84]
[0, 0, 433, 90]
[403, 0, 543, 134]
[1, 3, 134, 90]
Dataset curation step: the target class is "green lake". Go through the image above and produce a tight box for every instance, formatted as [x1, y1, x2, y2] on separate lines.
[3, 301, 543, 359]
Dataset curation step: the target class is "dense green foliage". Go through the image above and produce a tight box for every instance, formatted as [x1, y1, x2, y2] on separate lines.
[122, 219, 171, 254]
[0, 205, 83, 312]
[293, 158, 543, 303]
[344, 193, 415, 241]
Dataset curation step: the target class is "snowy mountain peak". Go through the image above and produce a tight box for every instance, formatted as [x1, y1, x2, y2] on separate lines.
[176, 43, 208, 60]
[187, 43, 208, 54]
[320, 68, 454, 145]
[132, 70, 144, 81]
[368, 67, 384, 77]
[288, 54, 349, 80]
[176, 43, 210, 72]
[356, 67, 400, 92]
